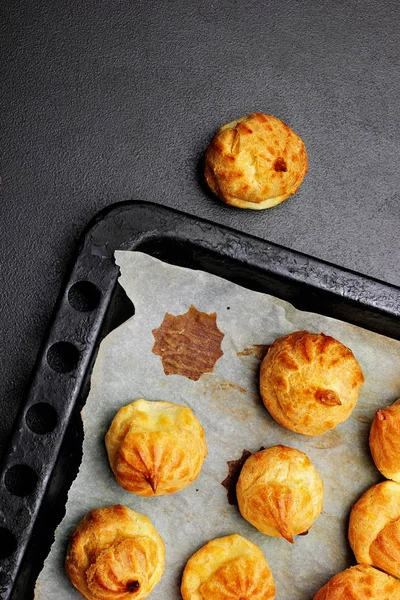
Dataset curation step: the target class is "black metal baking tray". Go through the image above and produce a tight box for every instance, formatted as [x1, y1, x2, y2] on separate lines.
[1, 200, 400, 600]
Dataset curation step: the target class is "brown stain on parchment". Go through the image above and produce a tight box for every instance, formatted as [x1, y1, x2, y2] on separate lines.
[221, 450, 252, 505]
[216, 380, 247, 395]
[310, 429, 343, 450]
[237, 344, 270, 361]
[152, 305, 224, 381]
[199, 375, 252, 422]
[354, 414, 373, 425]
[221, 446, 266, 505]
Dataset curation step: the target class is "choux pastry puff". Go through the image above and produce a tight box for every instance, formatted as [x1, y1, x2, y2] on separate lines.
[65, 505, 165, 600]
[105, 399, 207, 496]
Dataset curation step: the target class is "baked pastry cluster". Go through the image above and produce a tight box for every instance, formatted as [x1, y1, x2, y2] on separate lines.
[63, 307, 396, 598]
[181, 534, 275, 600]
[313, 564, 400, 600]
[260, 330, 364, 435]
[204, 112, 308, 210]
[65, 505, 165, 600]
[236, 445, 323, 542]
[370, 398, 400, 482]
[349, 480, 400, 579]
[105, 399, 207, 496]
[345, 399, 400, 585]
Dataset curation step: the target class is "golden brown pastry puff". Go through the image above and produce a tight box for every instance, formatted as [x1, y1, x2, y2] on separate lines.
[348, 480, 400, 579]
[181, 534, 275, 600]
[65, 505, 165, 600]
[370, 398, 400, 482]
[313, 564, 400, 600]
[260, 330, 364, 435]
[204, 112, 307, 210]
[105, 399, 207, 496]
[236, 445, 323, 543]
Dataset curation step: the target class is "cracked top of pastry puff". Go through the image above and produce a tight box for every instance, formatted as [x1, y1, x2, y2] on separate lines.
[236, 445, 323, 543]
[370, 398, 400, 482]
[349, 480, 400, 579]
[260, 330, 364, 436]
[65, 505, 165, 600]
[313, 564, 400, 600]
[181, 534, 275, 600]
[204, 112, 307, 209]
[105, 399, 207, 496]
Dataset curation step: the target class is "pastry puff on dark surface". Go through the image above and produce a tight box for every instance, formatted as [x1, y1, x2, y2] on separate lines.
[65, 505, 165, 600]
[204, 112, 308, 210]
[105, 399, 207, 496]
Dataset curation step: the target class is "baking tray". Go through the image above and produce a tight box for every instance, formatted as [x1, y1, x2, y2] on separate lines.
[1, 200, 400, 600]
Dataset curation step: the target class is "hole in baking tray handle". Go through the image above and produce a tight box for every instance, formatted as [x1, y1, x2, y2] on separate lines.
[68, 281, 101, 312]
[0, 527, 17, 558]
[5, 464, 38, 497]
[47, 341, 80, 373]
[26, 403, 58, 434]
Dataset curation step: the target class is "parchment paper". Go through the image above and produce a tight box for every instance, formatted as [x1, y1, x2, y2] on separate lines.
[36, 251, 400, 599]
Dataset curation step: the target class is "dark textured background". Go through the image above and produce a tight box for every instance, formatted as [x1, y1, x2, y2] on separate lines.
[1, 0, 399, 464]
